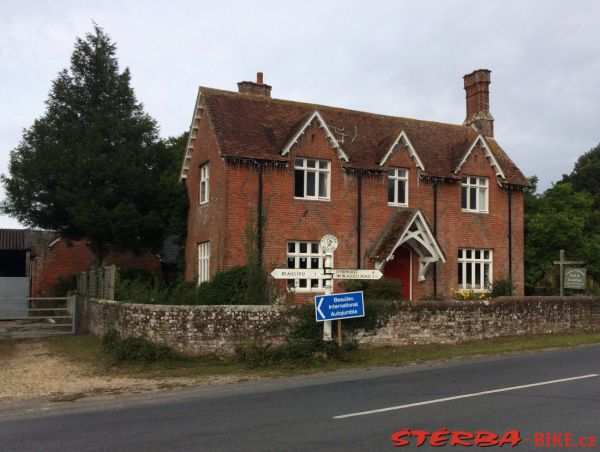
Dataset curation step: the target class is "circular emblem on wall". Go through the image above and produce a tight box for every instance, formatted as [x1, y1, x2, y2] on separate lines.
[320, 234, 339, 254]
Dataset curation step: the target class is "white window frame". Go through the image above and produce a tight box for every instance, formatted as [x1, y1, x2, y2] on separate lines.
[461, 176, 488, 213]
[198, 242, 210, 284]
[286, 241, 324, 293]
[458, 248, 492, 291]
[294, 158, 330, 201]
[388, 168, 409, 206]
[199, 163, 209, 204]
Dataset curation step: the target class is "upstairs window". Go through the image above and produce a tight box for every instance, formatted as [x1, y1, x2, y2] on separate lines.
[294, 158, 330, 200]
[286, 241, 324, 292]
[199, 163, 209, 204]
[388, 168, 408, 206]
[461, 176, 488, 213]
[458, 248, 492, 291]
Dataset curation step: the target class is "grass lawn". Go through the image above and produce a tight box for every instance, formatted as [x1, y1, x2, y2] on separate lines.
[43, 332, 600, 380]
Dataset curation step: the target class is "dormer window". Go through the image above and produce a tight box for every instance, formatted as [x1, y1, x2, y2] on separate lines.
[461, 176, 488, 213]
[388, 168, 408, 206]
[294, 158, 330, 200]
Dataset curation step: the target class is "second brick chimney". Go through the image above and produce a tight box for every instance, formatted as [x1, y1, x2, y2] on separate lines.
[463, 69, 494, 137]
[238, 72, 272, 98]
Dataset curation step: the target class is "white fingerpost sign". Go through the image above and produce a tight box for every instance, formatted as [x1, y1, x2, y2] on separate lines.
[270, 234, 383, 343]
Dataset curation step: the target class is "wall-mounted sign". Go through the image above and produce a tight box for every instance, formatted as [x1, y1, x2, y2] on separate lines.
[564, 268, 586, 290]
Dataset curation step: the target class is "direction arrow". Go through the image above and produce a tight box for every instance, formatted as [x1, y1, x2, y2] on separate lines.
[330, 269, 383, 280]
[316, 296, 326, 320]
[270, 268, 329, 279]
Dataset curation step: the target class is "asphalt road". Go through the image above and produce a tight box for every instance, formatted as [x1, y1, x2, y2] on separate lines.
[1, 345, 599, 451]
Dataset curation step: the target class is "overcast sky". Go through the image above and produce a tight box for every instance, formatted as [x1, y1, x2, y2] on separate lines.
[1, 0, 599, 228]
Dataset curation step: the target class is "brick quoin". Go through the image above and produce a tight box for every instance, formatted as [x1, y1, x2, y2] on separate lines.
[181, 71, 528, 301]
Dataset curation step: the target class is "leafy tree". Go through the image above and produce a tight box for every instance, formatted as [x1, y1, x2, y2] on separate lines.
[524, 181, 600, 291]
[561, 143, 600, 207]
[2, 26, 183, 264]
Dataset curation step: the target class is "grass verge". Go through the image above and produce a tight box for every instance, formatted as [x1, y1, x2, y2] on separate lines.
[43, 331, 600, 380]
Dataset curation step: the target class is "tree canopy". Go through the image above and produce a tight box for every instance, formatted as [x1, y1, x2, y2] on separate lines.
[525, 144, 600, 293]
[1, 26, 187, 263]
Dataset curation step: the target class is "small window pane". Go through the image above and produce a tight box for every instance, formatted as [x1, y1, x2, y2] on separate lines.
[287, 279, 294, 288]
[481, 178, 488, 186]
[299, 242, 307, 253]
[475, 263, 481, 286]
[389, 168, 396, 177]
[462, 177, 467, 183]
[319, 161, 328, 169]
[310, 257, 319, 268]
[398, 180, 406, 204]
[461, 187, 467, 209]
[466, 250, 472, 259]
[294, 170, 304, 197]
[484, 250, 490, 259]
[306, 159, 316, 168]
[299, 257, 307, 269]
[306, 172, 316, 196]
[458, 263, 463, 285]
[479, 188, 486, 210]
[466, 263, 472, 285]
[469, 187, 477, 210]
[287, 257, 295, 268]
[299, 279, 307, 288]
[398, 169, 407, 178]
[475, 250, 481, 259]
[311, 279, 319, 288]
[288, 243, 295, 253]
[318, 172, 327, 197]
[311, 243, 319, 253]
[470, 177, 477, 185]
[295, 158, 303, 167]
[388, 178, 395, 203]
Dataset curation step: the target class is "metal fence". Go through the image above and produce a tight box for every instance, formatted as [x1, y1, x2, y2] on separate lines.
[0, 297, 74, 338]
[77, 265, 116, 300]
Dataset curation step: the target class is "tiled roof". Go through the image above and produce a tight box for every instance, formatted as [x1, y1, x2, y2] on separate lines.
[199, 87, 530, 186]
[368, 209, 420, 261]
[0, 229, 58, 251]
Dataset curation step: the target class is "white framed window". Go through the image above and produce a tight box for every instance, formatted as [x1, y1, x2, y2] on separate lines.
[286, 241, 324, 292]
[461, 176, 488, 213]
[198, 242, 210, 284]
[294, 158, 330, 200]
[199, 163, 209, 204]
[388, 168, 408, 206]
[458, 248, 492, 290]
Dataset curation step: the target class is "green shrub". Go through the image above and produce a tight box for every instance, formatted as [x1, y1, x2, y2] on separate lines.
[102, 329, 178, 363]
[50, 274, 77, 296]
[342, 278, 404, 300]
[492, 278, 514, 298]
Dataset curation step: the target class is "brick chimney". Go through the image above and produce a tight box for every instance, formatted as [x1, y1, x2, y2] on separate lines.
[237, 72, 272, 98]
[463, 69, 494, 137]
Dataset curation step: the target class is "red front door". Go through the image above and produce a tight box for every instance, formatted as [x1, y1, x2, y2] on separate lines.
[382, 246, 411, 300]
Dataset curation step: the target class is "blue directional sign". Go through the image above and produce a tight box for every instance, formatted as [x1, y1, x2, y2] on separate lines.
[314, 291, 365, 322]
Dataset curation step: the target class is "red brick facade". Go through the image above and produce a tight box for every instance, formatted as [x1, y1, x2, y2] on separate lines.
[182, 71, 528, 300]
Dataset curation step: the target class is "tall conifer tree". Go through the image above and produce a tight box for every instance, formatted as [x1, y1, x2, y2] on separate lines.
[2, 26, 176, 264]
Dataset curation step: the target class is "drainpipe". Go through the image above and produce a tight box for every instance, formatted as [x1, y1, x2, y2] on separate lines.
[257, 165, 264, 267]
[356, 173, 362, 269]
[433, 181, 439, 297]
[508, 187, 513, 291]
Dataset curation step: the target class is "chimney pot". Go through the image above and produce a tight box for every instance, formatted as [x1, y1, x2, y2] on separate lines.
[463, 69, 494, 137]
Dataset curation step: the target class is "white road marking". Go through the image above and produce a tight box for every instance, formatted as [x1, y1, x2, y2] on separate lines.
[334, 373, 599, 419]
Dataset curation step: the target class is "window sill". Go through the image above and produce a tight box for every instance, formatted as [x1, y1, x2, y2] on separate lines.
[461, 209, 488, 214]
[293, 197, 330, 202]
[388, 202, 409, 207]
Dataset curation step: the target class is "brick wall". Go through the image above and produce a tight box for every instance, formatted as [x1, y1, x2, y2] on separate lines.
[184, 119, 526, 300]
[78, 296, 600, 356]
[31, 239, 161, 296]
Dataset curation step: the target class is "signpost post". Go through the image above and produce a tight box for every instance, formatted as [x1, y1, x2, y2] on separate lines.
[270, 234, 383, 344]
[553, 250, 586, 296]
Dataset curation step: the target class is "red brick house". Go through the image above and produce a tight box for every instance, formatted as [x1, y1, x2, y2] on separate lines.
[181, 70, 530, 300]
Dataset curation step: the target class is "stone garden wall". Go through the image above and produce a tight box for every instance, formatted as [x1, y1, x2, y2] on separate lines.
[78, 296, 600, 355]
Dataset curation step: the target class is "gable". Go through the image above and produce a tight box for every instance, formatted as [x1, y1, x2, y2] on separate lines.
[378, 131, 425, 170]
[454, 135, 505, 179]
[281, 111, 349, 162]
